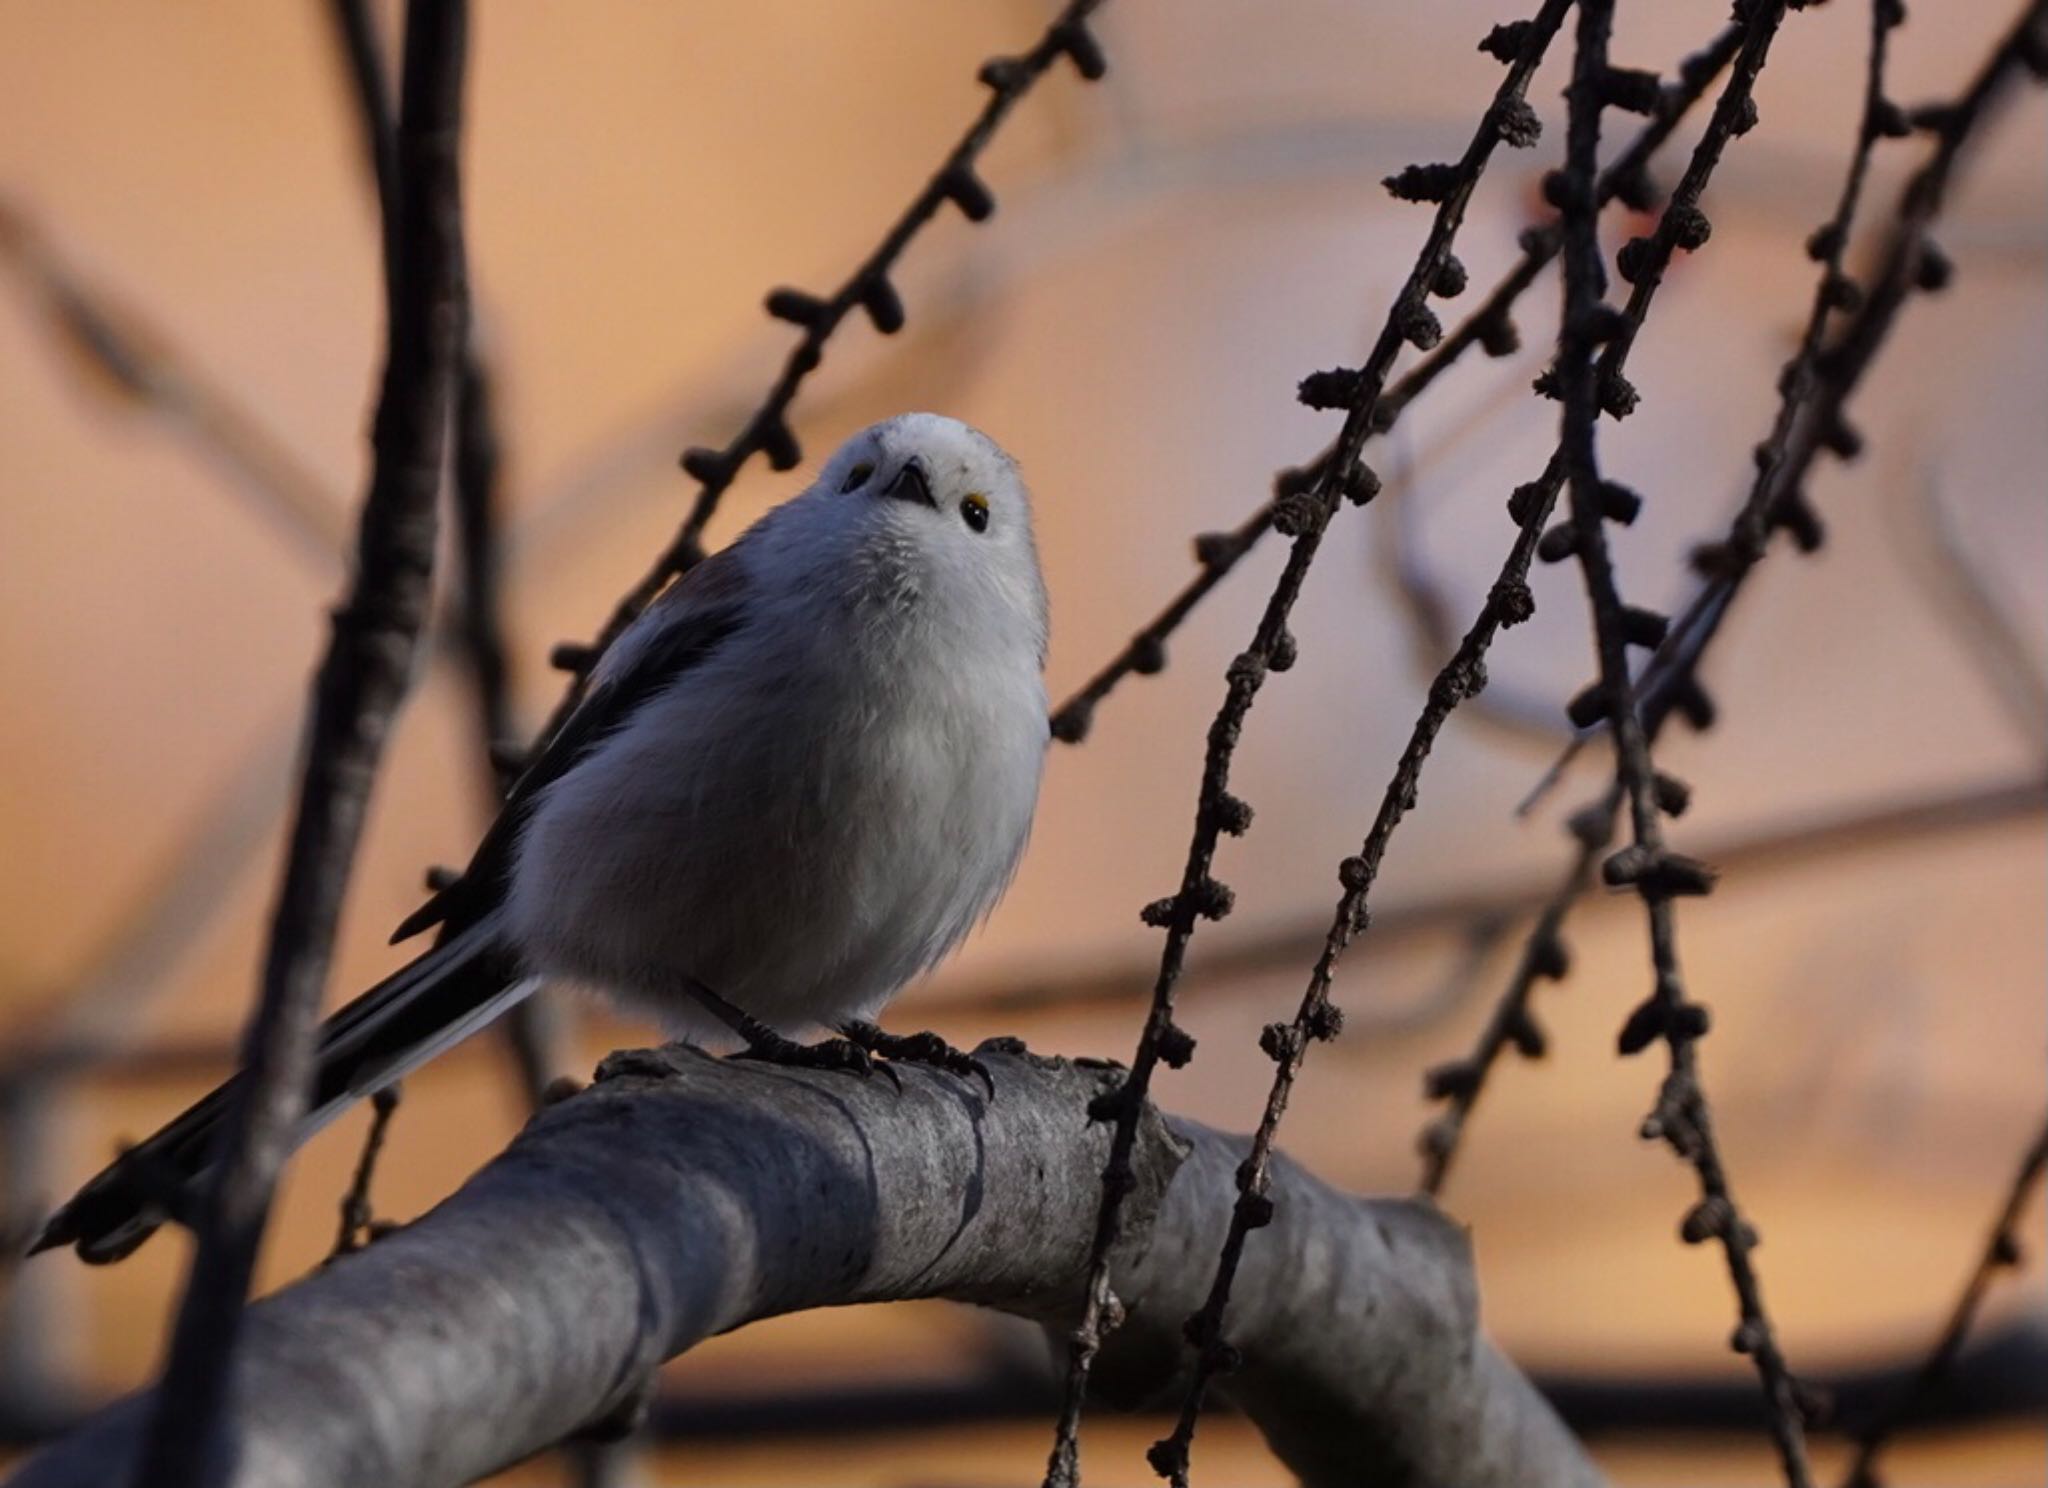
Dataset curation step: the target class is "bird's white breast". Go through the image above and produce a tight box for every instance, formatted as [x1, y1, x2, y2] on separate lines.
[505, 543, 1047, 1038]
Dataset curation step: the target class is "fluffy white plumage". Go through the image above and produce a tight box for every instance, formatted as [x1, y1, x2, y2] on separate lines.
[508, 411, 1050, 1038]
[33, 413, 1050, 1263]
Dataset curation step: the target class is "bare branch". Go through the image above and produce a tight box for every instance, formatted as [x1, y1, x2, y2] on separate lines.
[1434, 0, 2048, 1201]
[1841, 1112, 2048, 1487]
[1417, 812, 1600, 1196]
[328, 1087, 401, 1260]
[1550, 2, 1813, 1482]
[1048, 21, 1747, 747]
[1526, 0, 2048, 813]
[1051, 9, 1584, 1483]
[1151, 435, 1566, 1482]
[328, 0, 566, 1117]
[129, 4, 471, 1481]
[1145, 8, 1852, 1483]
[7, 1050, 1602, 1488]
[1375, 424, 1568, 750]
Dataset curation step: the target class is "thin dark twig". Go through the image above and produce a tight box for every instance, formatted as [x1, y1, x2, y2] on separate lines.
[1041, 9, 1579, 1484]
[1152, 18, 1803, 1475]
[1048, 21, 1747, 746]
[531, 0, 1111, 749]
[1636, 0, 2048, 747]
[1376, 394, 1569, 748]
[1521, 0, 2048, 815]
[327, 0, 400, 256]
[1152, 442, 1569, 1482]
[1424, 0, 1917, 1197]
[329, 1086, 401, 1259]
[1551, 3, 1814, 1484]
[449, 353, 519, 785]
[1841, 1112, 2048, 1488]
[330, 0, 560, 1158]
[130, 4, 470, 1483]
[447, 348, 573, 1106]
[1416, 801, 1606, 1196]
[329, 0, 520, 796]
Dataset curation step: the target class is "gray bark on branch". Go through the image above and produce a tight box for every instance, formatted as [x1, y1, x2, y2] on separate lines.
[10, 1047, 1601, 1488]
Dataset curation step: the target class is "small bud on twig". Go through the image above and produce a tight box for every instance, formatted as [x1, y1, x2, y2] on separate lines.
[1478, 19, 1535, 62]
[1297, 367, 1364, 412]
[1383, 162, 1463, 204]
[940, 165, 996, 222]
[859, 275, 906, 334]
[764, 287, 827, 326]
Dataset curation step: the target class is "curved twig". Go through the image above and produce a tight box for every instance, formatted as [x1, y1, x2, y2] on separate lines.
[1047, 9, 1581, 1484]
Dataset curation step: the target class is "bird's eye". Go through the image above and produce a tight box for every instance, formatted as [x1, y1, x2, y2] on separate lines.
[960, 494, 989, 533]
[841, 461, 875, 493]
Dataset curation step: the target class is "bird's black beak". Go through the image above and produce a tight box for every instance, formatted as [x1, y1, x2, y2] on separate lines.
[883, 458, 936, 509]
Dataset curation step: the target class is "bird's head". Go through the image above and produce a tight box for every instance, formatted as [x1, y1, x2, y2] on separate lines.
[796, 412, 1047, 665]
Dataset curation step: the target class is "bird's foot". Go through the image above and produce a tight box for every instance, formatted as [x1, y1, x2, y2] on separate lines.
[684, 978, 896, 1087]
[733, 1025, 898, 1088]
[841, 1020, 994, 1098]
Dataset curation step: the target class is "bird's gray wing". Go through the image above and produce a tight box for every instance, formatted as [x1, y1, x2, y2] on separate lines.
[391, 548, 752, 943]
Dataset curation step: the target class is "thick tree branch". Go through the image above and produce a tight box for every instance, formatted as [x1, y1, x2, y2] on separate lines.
[8, 1049, 1599, 1488]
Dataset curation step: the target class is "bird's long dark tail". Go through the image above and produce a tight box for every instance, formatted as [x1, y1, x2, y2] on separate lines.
[31, 926, 534, 1265]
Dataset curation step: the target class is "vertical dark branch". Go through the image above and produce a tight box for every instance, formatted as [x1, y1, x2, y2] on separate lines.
[130, 3, 470, 1483]
[449, 354, 518, 786]
[331, 0, 550, 1110]
[327, 0, 400, 256]
[328, 0, 517, 792]
[1841, 1112, 2048, 1487]
[1043, 8, 1576, 1485]
[1523, 0, 2048, 814]
[1416, 802, 1605, 1195]
[1551, 3, 1815, 1485]
[1164, 15, 1787, 1471]
[448, 358, 577, 1108]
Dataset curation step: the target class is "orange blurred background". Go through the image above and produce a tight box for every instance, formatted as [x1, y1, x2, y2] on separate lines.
[2, 2, 2044, 1483]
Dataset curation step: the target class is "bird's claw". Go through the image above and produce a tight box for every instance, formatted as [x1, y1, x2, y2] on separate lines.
[840, 1022, 996, 1099]
[734, 1032, 896, 1088]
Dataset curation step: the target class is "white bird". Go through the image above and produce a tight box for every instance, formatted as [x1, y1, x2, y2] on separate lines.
[37, 412, 1050, 1263]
